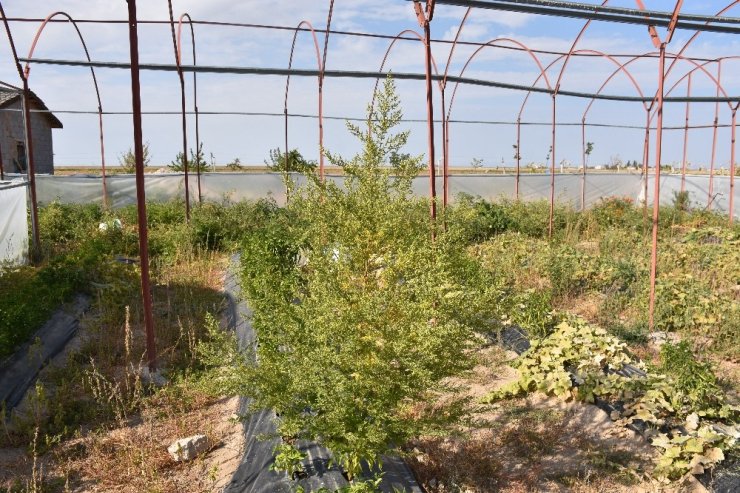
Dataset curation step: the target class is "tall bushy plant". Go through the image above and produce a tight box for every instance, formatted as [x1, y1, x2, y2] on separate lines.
[240, 77, 497, 479]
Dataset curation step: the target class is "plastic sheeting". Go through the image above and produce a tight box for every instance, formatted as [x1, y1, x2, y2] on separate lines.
[0, 180, 29, 266]
[33, 172, 739, 219]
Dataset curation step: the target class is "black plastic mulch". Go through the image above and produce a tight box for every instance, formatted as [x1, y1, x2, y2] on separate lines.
[222, 255, 422, 493]
[0, 294, 90, 411]
[493, 324, 739, 493]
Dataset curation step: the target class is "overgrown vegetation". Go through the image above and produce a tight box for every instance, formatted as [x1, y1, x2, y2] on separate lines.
[0, 197, 287, 491]
[236, 77, 499, 482]
[2, 77, 738, 491]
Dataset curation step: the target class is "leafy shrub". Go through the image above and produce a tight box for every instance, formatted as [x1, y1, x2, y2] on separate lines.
[590, 197, 642, 231]
[658, 342, 724, 414]
[672, 190, 691, 212]
[454, 195, 513, 243]
[38, 202, 104, 256]
[239, 77, 497, 480]
[506, 288, 557, 339]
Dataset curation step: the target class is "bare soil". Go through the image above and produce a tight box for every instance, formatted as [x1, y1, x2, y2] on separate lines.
[406, 346, 663, 493]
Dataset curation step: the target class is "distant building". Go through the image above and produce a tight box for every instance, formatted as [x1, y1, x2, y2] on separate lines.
[0, 86, 62, 175]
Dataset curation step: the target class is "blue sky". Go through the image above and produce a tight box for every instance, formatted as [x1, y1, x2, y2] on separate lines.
[0, 0, 737, 170]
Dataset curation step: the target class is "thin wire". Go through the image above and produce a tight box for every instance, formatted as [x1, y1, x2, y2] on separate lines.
[1, 16, 733, 62]
[4, 107, 733, 130]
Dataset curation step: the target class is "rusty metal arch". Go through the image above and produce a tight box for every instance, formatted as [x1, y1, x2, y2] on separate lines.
[25, 11, 108, 207]
[579, 49, 734, 210]
[319, 0, 335, 180]
[176, 13, 202, 203]
[444, 37, 553, 200]
[369, 29, 442, 125]
[439, 7, 472, 207]
[661, 56, 740, 200]
[516, 48, 647, 207]
[167, 0, 191, 221]
[662, 2, 739, 82]
[544, 0, 611, 236]
[284, 20, 323, 184]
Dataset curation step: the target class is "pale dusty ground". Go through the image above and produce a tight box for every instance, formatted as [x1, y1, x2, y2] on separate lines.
[405, 346, 710, 493]
[0, 291, 246, 492]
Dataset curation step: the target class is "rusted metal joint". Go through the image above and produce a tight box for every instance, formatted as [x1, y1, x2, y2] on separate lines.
[413, 0, 435, 27]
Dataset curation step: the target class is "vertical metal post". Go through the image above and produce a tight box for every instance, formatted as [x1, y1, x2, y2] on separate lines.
[424, 18, 436, 222]
[0, 2, 41, 261]
[21, 81, 40, 261]
[642, 109, 650, 223]
[548, 94, 556, 239]
[581, 117, 586, 211]
[414, 0, 437, 222]
[190, 19, 201, 203]
[648, 43, 667, 332]
[708, 60, 721, 209]
[680, 72, 691, 193]
[515, 117, 521, 200]
[318, 0, 335, 181]
[730, 108, 737, 225]
[0, 139, 4, 180]
[441, 87, 448, 209]
[127, 0, 157, 372]
[98, 108, 108, 208]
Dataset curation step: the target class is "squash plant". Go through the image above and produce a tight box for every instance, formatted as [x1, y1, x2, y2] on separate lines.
[484, 317, 739, 481]
[239, 77, 499, 481]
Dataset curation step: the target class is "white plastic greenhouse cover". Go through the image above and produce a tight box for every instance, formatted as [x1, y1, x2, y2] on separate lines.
[29, 172, 739, 219]
[0, 180, 29, 266]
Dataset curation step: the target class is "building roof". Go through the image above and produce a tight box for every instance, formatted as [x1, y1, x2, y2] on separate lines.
[0, 86, 63, 129]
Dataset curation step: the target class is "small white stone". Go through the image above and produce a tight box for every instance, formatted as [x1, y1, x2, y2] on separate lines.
[167, 434, 209, 462]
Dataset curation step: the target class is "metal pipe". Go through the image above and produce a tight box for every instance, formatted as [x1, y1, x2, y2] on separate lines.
[646, 0, 683, 332]
[318, 0, 335, 180]
[126, 0, 157, 372]
[441, 87, 448, 208]
[648, 43, 667, 332]
[414, 1, 437, 223]
[0, 138, 4, 180]
[680, 72, 691, 193]
[167, 0, 190, 222]
[515, 117, 521, 199]
[548, 94, 556, 239]
[0, 1, 40, 261]
[642, 108, 651, 223]
[22, 57, 740, 103]
[581, 117, 586, 210]
[25, 11, 108, 207]
[177, 13, 201, 203]
[708, 60, 721, 209]
[424, 16, 437, 222]
[433, 0, 740, 34]
[731, 107, 737, 225]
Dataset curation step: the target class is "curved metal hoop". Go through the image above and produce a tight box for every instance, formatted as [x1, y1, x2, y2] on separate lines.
[176, 13, 202, 203]
[26, 11, 108, 206]
[284, 20, 323, 184]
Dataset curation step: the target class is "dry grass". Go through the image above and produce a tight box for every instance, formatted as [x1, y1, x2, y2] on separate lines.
[0, 252, 246, 492]
[405, 347, 657, 493]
